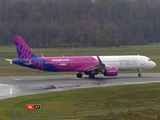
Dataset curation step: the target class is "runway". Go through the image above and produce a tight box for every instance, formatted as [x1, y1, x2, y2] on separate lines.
[0, 73, 160, 100]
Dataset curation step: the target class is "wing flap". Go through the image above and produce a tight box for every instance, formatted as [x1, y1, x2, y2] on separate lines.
[85, 64, 105, 72]
[84, 56, 106, 74]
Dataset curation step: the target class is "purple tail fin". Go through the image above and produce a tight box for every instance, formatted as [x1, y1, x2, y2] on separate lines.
[14, 36, 37, 59]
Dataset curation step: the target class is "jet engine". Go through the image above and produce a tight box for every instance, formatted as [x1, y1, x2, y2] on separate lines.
[104, 67, 118, 76]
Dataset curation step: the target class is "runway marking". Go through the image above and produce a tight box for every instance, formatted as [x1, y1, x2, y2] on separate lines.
[0, 83, 11, 86]
[10, 88, 12, 94]
[14, 79, 21, 80]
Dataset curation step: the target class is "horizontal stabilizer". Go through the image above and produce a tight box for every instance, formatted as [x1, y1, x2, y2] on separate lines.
[5, 59, 13, 64]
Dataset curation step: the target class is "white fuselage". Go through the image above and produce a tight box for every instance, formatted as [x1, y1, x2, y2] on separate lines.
[93, 55, 156, 70]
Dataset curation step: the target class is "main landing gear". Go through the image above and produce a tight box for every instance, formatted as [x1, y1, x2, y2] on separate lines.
[76, 73, 95, 79]
[77, 72, 82, 78]
[89, 74, 95, 79]
[138, 70, 142, 77]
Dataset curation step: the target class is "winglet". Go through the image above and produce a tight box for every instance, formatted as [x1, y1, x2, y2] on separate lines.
[97, 55, 102, 64]
[40, 52, 44, 57]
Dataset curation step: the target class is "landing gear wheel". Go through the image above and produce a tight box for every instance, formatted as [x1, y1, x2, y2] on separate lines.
[89, 74, 95, 79]
[77, 73, 82, 78]
[138, 70, 142, 77]
[138, 73, 142, 77]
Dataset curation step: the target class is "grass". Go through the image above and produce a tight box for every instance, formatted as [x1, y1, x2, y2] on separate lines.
[0, 83, 160, 119]
[0, 43, 160, 76]
[0, 43, 160, 119]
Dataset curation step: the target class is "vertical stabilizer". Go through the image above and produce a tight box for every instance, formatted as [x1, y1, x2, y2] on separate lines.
[14, 36, 37, 59]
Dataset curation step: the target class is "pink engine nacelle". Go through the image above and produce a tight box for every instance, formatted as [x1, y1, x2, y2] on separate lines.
[104, 67, 118, 76]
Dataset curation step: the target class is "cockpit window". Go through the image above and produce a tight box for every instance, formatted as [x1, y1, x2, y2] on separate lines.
[148, 59, 151, 61]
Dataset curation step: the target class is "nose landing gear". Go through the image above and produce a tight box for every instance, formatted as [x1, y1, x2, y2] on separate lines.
[138, 70, 142, 77]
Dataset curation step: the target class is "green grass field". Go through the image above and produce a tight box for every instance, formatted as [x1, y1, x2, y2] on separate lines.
[0, 43, 160, 119]
[0, 43, 160, 76]
[0, 83, 160, 120]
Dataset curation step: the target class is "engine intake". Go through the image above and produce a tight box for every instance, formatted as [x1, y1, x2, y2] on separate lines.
[104, 67, 118, 76]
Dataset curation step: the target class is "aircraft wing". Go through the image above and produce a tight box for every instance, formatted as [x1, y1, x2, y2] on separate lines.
[84, 56, 106, 74]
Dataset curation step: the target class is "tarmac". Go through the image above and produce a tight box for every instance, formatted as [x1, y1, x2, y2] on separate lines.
[0, 73, 160, 100]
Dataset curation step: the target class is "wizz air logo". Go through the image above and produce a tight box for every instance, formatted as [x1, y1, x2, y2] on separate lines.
[119, 57, 137, 66]
[16, 43, 32, 59]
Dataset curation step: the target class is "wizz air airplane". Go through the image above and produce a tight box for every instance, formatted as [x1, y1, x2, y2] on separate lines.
[6, 36, 156, 78]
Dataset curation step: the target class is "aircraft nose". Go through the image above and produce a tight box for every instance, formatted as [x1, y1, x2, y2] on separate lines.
[152, 61, 156, 67]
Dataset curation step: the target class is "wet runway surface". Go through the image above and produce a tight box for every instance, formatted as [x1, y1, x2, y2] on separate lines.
[0, 73, 160, 100]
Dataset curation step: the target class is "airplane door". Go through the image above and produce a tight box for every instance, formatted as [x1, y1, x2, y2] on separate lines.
[141, 59, 145, 65]
[71, 59, 75, 67]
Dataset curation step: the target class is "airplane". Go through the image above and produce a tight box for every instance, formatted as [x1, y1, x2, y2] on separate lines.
[5, 36, 156, 78]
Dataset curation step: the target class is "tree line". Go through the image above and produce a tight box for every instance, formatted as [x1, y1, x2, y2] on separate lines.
[0, 0, 160, 47]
